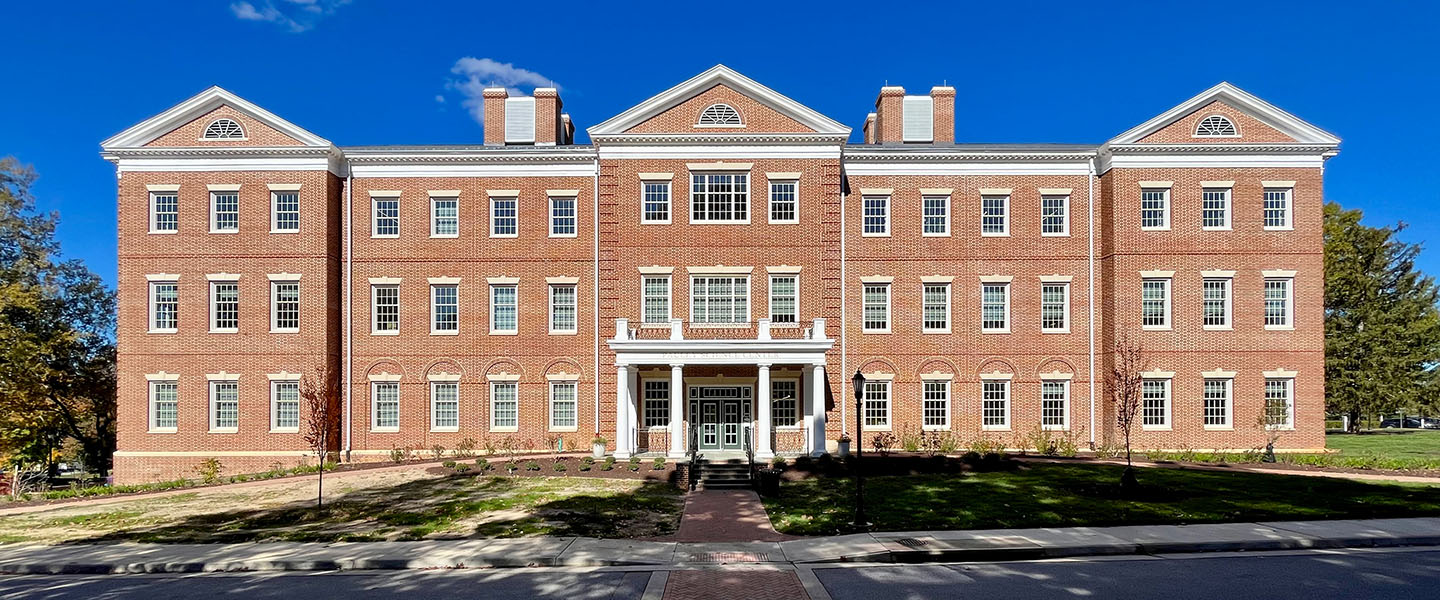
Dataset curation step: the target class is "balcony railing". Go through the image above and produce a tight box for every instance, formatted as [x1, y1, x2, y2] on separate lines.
[614, 317, 827, 342]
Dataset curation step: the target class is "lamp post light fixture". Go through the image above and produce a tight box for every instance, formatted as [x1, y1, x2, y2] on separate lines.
[851, 370, 869, 529]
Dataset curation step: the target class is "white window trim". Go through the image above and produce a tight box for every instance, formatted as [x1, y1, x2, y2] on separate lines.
[981, 194, 1010, 237]
[688, 171, 752, 225]
[1203, 377, 1234, 431]
[1263, 187, 1295, 231]
[922, 282, 951, 334]
[1265, 277, 1297, 331]
[269, 280, 300, 334]
[490, 196, 518, 238]
[430, 381, 460, 433]
[862, 282, 892, 334]
[548, 381, 579, 432]
[1194, 114, 1241, 138]
[147, 278, 179, 334]
[1041, 281, 1071, 334]
[1141, 188, 1171, 231]
[370, 381, 400, 433]
[980, 282, 1011, 334]
[768, 273, 800, 326]
[1041, 194, 1071, 237]
[269, 190, 300, 234]
[489, 381, 519, 432]
[1202, 187, 1233, 231]
[148, 380, 178, 433]
[919, 193, 951, 237]
[430, 283, 459, 336]
[688, 274, 751, 326]
[772, 377, 803, 429]
[862, 380, 892, 431]
[371, 194, 400, 239]
[1266, 377, 1297, 431]
[370, 283, 400, 336]
[768, 180, 799, 225]
[921, 379, 951, 431]
[148, 190, 179, 234]
[208, 188, 240, 234]
[1141, 277, 1173, 331]
[549, 195, 579, 238]
[981, 379, 1012, 431]
[1202, 277, 1234, 331]
[549, 283, 579, 335]
[640, 180, 672, 225]
[269, 378, 301, 433]
[640, 275, 672, 326]
[208, 280, 239, 334]
[208, 379, 239, 434]
[430, 196, 459, 238]
[1141, 378, 1173, 431]
[861, 195, 890, 237]
[1040, 378, 1071, 431]
[490, 283, 519, 335]
[639, 376, 672, 430]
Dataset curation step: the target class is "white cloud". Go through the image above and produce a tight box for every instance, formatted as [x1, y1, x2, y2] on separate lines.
[230, 0, 349, 33]
[434, 95, 446, 104]
[447, 57, 559, 123]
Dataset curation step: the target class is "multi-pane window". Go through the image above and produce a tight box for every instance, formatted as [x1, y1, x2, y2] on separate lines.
[1042, 195, 1069, 235]
[1203, 278, 1231, 328]
[150, 281, 178, 331]
[373, 197, 399, 237]
[491, 285, 518, 333]
[210, 282, 239, 332]
[691, 172, 749, 223]
[769, 181, 797, 223]
[1204, 378, 1231, 427]
[431, 197, 458, 237]
[769, 275, 798, 324]
[643, 380, 670, 428]
[550, 196, 577, 237]
[272, 380, 300, 431]
[1265, 278, 1293, 327]
[1041, 283, 1068, 332]
[372, 382, 399, 430]
[550, 382, 577, 429]
[272, 281, 299, 332]
[211, 191, 239, 232]
[1041, 380, 1068, 429]
[210, 380, 239, 431]
[372, 284, 399, 333]
[1265, 378, 1294, 428]
[432, 382, 459, 430]
[1141, 278, 1171, 328]
[862, 380, 890, 427]
[981, 283, 1009, 332]
[1141, 188, 1169, 229]
[1264, 188, 1292, 229]
[862, 195, 889, 235]
[550, 284, 577, 333]
[691, 275, 748, 324]
[1142, 379, 1170, 428]
[862, 283, 890, 332]
[982, 380, 1009, 428]
[150, 192, 178, 232]
[923, 380, 949, 428]
[642, 276, 670, 324]
[490, 382, 518, 429]
[922, 283, 949, 332]
[642, 181, 670, 223]
[432, 284, 458, 333]
[272, 192, 300, 232]
[150, 381, 178, 431]
[491, 197, 518, 237]
[772, 380, 799, 428]
[1195, 115, 1238, 137]
[922, 195, 949, 235]
[981, 195, 1008, 235]
[1202, 188, 1231, 229]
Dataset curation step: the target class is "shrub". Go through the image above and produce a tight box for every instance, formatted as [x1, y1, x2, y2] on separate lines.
[506, 460, 520, 474]
[455, 464, 471, 473]
[431, 445, 447, 460]
[442, 460, 457, 469]
[652, 456, 666, 471]
[389, 446, 407, 464]
[601, 456, 616, 471]
[579, 456, 594, 471]
[592, 434, 607, 445]
[474, 458, 490, 471]
[1175, 445, 1198, 463]
[482, 437, 498, 457]
[1057, 435, 1079, 458]
[899, 428, 922, 453]
[193, 458, 224, 484]
[628, 457, 642, 472]
[937, 432, 961, 454]
[1094, 442, 1122, 460]
[1143, 448, 1167, 462]
[524, 460, 541, 471]
[455, 438, 477, 458]
[771, 456, 787, 468]
[872, 432, 897, 456]
[1027, 426, 1058, 456]
[554, 461, 567, 472]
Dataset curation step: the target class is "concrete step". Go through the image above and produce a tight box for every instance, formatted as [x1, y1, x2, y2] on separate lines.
[698, 480, 754, 490]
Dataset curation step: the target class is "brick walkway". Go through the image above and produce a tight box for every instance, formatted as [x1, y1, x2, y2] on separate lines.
[663, 569, 809, 600]
[665, 490, 794, 543]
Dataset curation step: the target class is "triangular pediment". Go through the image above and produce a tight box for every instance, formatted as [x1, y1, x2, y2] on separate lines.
[588, 65, 849, 138]
[1108, 82, 1339, 146]
[101, 86, 330, 149]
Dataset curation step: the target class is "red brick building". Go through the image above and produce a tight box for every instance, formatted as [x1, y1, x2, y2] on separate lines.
[101, 66, 1338, 483]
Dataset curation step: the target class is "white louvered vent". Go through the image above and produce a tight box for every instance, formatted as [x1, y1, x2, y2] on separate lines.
[505, 97, 536, 144]
[902, 95, 933, 143]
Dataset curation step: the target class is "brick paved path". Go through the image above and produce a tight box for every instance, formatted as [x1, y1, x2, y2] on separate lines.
[667, 490, 794, 543]
[663, 569, 809, 600]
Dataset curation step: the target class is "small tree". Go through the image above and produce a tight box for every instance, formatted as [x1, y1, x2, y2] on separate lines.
[300, 365, 342, 509]
[1259, 391, 1290, 463]
[1107, 336, 1147, 491]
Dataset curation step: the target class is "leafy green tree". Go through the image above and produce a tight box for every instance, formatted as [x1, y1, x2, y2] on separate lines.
[1324, 201, 1440, 431]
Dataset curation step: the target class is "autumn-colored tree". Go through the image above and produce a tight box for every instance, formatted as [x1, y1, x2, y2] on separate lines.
[1107, 336, 1147, 490]
[300, 364, 341, 508]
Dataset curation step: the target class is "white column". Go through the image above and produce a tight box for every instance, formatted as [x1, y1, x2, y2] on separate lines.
[615, 365, 631, 458]
[802, 365, 815, 455]
[627, 366, 639, 454]
[809, 363, 827, 457]
[668, 363, 685, 458]
[756, 363, 774, 459]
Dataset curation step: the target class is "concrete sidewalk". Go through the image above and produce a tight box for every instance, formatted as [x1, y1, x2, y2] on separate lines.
[3, 517, 1440, 574]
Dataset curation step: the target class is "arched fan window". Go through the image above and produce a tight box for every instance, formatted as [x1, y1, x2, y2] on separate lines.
[203, 118, 246, 139]
[1194, 115, 1238, 137]
[697, 103, 742, 126]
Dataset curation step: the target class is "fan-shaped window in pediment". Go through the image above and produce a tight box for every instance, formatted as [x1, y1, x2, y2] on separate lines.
[203, 118, 246, 139]
[697, 103, 742, 127]
[1194, 115, 1238, 137]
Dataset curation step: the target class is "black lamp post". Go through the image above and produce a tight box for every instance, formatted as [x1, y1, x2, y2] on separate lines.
[851, 370, 869, 529]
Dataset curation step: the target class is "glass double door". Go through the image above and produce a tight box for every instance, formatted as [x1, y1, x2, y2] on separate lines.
[690, 386, 751, 451]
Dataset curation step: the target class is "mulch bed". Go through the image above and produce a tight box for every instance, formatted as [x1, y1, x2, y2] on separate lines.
[427, 456, 683, 486]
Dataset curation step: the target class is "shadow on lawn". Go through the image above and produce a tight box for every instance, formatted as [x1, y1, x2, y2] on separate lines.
[64, 474, 684, 544]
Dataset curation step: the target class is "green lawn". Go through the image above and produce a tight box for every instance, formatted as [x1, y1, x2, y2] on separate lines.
[763, 463, 1440, 536]
[1326, 430, 1440, 462]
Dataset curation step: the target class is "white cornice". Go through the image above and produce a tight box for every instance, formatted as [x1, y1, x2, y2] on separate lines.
[1107, 82, 1341, 146]
[101, 85, 331, 149]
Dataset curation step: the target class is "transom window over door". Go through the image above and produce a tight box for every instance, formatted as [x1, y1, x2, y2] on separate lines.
[691, 173, 748, 223]
[691, 275, 749, 324]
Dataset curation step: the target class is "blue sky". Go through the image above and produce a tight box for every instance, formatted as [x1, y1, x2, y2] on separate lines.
[3, 1, 1437, 285]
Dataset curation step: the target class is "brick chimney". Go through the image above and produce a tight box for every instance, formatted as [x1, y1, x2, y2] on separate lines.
[863, 113, 877, 144]
[482, 88, 508, 145]
[561, 114, 575, 145]
[483, 87, 568, 146]
[872, 86, 905, 143]
[931, 86, 955, 144]
[533, 88, 563, 146]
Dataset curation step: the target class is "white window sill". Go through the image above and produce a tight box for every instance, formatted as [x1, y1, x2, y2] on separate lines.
[689, 221, 751, 226]
[769, 220, 800, 225]
[1264, 227, 1295, 232]
[270, 229, 300, 235]
[1141, 227, 1171, 232]
[640, 220, 672, 225]
[770, 322, 800, 329]
[430, 234, 459, 239]
[148, 428, 177, 434]
[209, 329, 238, 334]
[639, 322, 672, 329]
[865, 425, 892, 432]
[489, 426, 518, 433]
[148, 230, 178, 235]
[1203, 325, 1233, 331]
[549, 330, 579, 336]
[1203, 226, 1233, 232]
[640, 426, 673, 433]
[210, 230, 240, 235]
[371, 427, 399, 433]
[549, 426, 578, 433]
[1041, 232, 1071, 238]
[372, 234, 399, 239]
[982, 329, 1011, 335]
[1042, 328, 1071, 334]
[372, 330, 399, 336]
[1204, 425, 1234, 431]
[981, 232, 1010, 238]
[982, 426, 1011, 432]
[148, 329, 178, 335]
[209, 428, 238, 434]
[922, 425, 950, 432]
[862, 232, 891, 238]
[775, 426, 803, 431]
[1265, 325, 1295, 331]
[431, 427, 460, 433]
[1142, 426, 1172, 431]
[922, 329, 951, 335]
[691, 323, 750, 329]
[549, 233, 579, 239]
[922, 232, 951, 238]
[1042, 425, 1070, 432]
[490, 330, 518, 336]
[270, 328, 300, 334]
[1142, 325, 1172, 331]
[490, 234, 519, 239]
[431, 330, 459, 336]
[863, 329, 891, 334]
[269, 428, 300, 434]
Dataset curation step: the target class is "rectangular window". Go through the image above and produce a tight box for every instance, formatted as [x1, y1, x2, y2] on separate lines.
[642, 276, 671, 324]
[863, 380, 890, 428]
[1203, 278, 1231, 328]
[922, 195, 949, 236]
[1265, 278, 1293, 328]
[211, 191, 239, 232]
[550, 196, 577, 237]
[271, 281, 300, 332]
[1041, 380, 1068, 430]
[431, 197, 458, 237]
[862, 195, 889, 236]
[550, 381, 577, 429]
[690, 172, 749, 223]
[642, 181, 671, 223]
[372, 381, 399, 430]
[1264, 188, 1293, 229]
[372, 284, 399, 334]
[769, 181, 797, 223]
[491, 284, 518, 333]
[272, 380, 300, 431]
[1141, 278, 1171, 329]
[1265, 378, 1294, 428]
[923, 380, 949, 429]
[150, 281, 178, 332]
[769, 275, 797, 324]
[490, 382, 518, 429]
[272, 191, 300, 232]
[643, 380, 670, 428]
[210, 380, 239, 431]
[772, 380, 799, 428]
[981, 283, 1009, 332]
[981, 195, 1009, 235]
[373, 196, 399, 237]
[550, 284, 577, 333]
[150, 381, 178, 431]
[1041, 283, 1069, 332]
[1042, 195, 1069, 236]
[1141, 188, 1169, 229]
[1202, 188, 1231, 229]
[691, 275, 749, 324]
[922, 283, 950, 333]
[1204, 378, 1231, 428]
[862, 283, 890, 332]
[491, 197, 518, 237]
[431, 284, 458, 334]
[982, 380, 1010, 429]
[150, 192, 178, 232]
[432, 382, 459, 431]
[1142, 379, 1170, 428]
[210, 281, 239, 332]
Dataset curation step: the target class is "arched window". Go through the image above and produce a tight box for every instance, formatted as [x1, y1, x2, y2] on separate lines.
[1194, 115, 1238, 137]
[203, 118, 245, 139]
[697, 103, 742, 126]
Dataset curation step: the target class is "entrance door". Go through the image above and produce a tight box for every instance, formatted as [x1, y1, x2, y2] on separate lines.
[690, 386, 752, 451]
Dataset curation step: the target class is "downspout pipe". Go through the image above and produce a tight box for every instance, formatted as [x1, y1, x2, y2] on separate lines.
[592, 153, 601, 436]
[1087, 156, 1097, 447]
[342, 165, 354, 459]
